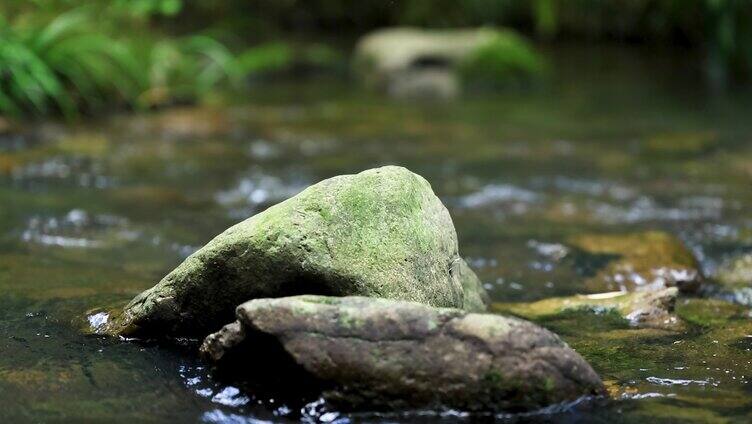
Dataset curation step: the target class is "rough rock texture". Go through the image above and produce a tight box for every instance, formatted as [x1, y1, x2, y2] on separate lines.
[492, 288, 682, 330]
[200, 296, 605, 412]
[457, 258, 490, 312]
[108, 166, 487, 336]
[568, 231, 702, 294]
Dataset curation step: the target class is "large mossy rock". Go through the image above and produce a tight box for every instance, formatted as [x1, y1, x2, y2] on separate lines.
[568, 231, 702, 294]
[200, 296, 605, 412]
[108, 166, 487, 337]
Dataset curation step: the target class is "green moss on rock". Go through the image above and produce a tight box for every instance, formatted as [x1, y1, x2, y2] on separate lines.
[107, 166, 487, 337]
[458, 30, 547, 88]
[492, 288, 682, 330]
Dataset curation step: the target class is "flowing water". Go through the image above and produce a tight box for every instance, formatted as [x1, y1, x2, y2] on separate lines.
[2, 45, 752, 423]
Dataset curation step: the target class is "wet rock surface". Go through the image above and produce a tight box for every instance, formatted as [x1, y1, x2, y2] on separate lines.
[493, 288, 682, 330]
[108, 166, 487, 337]
[200, 295, 605, 412]
[568, 231, 702, 294]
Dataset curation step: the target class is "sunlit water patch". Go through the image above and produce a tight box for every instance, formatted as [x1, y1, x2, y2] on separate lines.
[21, 209, 137, 249]
[458, 183, 540, 209]
[216, 171, 310, 219]
[11, 156, 114, 189]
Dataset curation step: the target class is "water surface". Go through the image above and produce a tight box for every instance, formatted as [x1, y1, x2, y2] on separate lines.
[2, 45, 752, 423]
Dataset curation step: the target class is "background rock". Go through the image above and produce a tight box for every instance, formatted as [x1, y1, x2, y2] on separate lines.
[353, 27, 543, 98]
[568, 231, 702, 294]
[708, 253, 752, 305]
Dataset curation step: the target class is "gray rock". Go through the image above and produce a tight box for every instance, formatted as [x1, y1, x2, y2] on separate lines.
[709, 253, 752, 305]
[200, 295, 605, 412]
[107, 166, 487, 337]
[353, 27, 544, 99]
[354, 27, 499, 99]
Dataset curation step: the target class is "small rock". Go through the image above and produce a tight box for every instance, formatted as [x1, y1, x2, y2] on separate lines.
[715, 253, 752, 288]
[200, 295, 605, 412]
[493, 288, 682, 330]
[107, 166, 487, 337]
[708, 253, 752, 306]
[568, 231, 702, 294]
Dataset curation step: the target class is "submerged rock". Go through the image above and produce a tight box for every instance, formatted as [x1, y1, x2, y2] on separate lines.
[107, 166, 487, 337]
[568, 231, 702, 294]
[200, 295, 605, 412]
[353, 27, 542, 98]
[642, 131, 719, 157]
[708, 253, 752, 305]
[715, 254, 752, 288]
[492, 288, 682, 330]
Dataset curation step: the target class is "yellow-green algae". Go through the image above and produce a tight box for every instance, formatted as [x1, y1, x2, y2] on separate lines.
[492, 288, 682, 329]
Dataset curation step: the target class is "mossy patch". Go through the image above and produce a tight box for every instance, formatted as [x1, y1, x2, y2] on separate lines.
[643, 131, 719, 157]
[109, 166, 483, 337]
[459, 30, 547, 89]
[675, 298, 748, 327]
[492, 288, 680, 330]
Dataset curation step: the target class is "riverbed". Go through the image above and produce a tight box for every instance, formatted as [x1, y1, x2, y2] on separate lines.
[2, 44, 752, 422]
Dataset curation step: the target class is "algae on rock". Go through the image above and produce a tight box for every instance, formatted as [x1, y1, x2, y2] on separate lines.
[107, 166, 487, 337]
[492, 288, 682, 330]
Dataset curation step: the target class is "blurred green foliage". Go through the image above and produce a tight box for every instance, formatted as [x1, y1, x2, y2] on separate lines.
[0, 9, 138, 117]
[0, 1, 306, 117]
[209, 0, 752, 80]
[1, 0, 752, 118]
